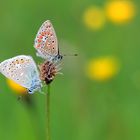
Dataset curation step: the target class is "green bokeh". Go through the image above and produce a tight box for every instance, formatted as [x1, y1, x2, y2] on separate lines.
[0, 0, 140, 140]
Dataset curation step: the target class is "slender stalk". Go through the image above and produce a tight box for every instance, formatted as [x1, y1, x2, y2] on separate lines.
[46, 84, 51, 140]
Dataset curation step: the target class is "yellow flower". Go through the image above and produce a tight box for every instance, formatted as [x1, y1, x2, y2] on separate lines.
[86, 57, 120, 81]
[105, 0, 136, 24]
[7, 79, 27, 94]
[83, 6, 106, 30]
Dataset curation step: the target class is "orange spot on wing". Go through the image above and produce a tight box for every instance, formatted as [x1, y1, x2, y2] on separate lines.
[46, 31, 50, 35]
[20, 59, 25, 63]
[39, 35, 43, 39]
[38, 39, 41, 43]
[36, 44, 40, 48]
[41, 32, 45, 36]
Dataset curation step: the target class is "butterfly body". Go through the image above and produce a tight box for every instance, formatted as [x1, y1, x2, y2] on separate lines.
[28, 78, 42, 94]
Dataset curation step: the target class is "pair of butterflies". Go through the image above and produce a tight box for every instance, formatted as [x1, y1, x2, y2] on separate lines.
[0, 20, 62, 94]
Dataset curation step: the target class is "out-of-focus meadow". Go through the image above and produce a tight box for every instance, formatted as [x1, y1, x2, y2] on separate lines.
[0, 0, 140, 140]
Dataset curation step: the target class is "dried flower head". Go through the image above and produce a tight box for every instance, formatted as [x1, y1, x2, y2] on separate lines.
[39, 61, 61, 85]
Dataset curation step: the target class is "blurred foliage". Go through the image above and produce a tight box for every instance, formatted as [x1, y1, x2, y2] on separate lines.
[0, 0, 140, 140]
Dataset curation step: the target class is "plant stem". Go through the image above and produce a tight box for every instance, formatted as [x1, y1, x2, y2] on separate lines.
[46, 84, 51, 140]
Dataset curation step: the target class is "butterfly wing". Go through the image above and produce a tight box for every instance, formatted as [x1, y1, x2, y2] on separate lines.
[0, 55, 41, 89]
[34, 20, 59, 60]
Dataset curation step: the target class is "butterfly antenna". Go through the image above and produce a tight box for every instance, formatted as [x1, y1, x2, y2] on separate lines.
[63, 53, 78, 56]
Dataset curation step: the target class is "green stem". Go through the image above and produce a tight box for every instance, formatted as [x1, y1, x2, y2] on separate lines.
[46, 84, 51, 140]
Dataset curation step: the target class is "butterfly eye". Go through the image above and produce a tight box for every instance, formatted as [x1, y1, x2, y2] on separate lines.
[28, 89, 32, 93]
[58, 55, 63, 60]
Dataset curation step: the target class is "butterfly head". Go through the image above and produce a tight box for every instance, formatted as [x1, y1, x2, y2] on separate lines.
[52, 54, 63, 62]
[57, 55, 63, 61]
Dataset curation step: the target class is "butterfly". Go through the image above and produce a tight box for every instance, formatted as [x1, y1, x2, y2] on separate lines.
[0, 55, 42, 94]
[34, 20, 63, 62]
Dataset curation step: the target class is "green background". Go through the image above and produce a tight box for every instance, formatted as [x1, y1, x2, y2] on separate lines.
[0, 0, 140, 140]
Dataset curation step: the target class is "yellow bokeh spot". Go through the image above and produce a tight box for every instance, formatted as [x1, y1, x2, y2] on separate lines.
[7, 79, 27, 94]
[105, 0, 136, 24]
[83, 6, 106, 30]
[86, 57, 120, 81]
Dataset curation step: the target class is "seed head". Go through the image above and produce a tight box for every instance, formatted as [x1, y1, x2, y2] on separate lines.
[39, 61, 60, 85]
